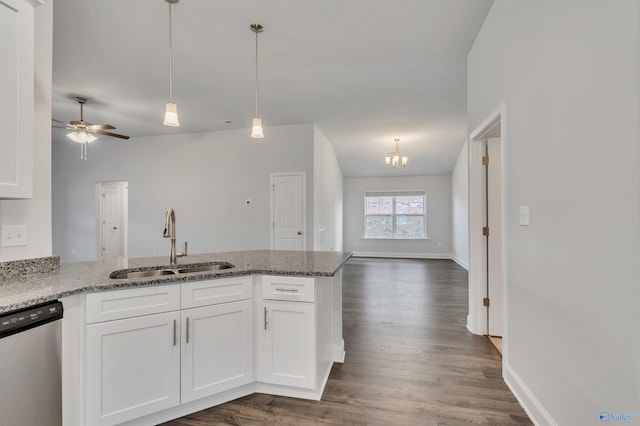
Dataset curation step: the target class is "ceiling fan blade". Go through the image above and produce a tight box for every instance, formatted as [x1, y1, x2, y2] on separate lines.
[52, 125, 67, 129]
[93, 129, 130, 140]
[52, 118, 67, 124]
[88, 124, 116, 130]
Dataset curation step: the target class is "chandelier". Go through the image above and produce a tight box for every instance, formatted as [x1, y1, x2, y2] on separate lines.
[385, 138, 407, 168]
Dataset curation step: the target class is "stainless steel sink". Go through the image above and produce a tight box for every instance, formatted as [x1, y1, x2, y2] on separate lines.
[110, 269, 177, 279]
[177, 264, 234, 274]
[110, 262, 235, 279]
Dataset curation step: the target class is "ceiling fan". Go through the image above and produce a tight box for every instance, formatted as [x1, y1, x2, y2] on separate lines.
[52, 97, 129, 160]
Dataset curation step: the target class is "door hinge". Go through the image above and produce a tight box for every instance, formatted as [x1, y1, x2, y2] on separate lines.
[482, 226, 489, 236]
[483, 297, 490, 307]
[482, 155, 489, 165]
[102, 247, 105, 252]
[272, 222, 275, 228]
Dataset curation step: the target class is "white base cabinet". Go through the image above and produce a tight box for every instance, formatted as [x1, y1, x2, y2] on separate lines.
[262, 300, 315, 389]
[82, 277, 253, 426]
[181, 299, 253, 403]
[63, 273, 343, 426]
[85, 311, 181, 426]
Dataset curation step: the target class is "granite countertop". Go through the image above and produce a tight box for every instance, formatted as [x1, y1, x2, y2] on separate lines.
[0, 250, 352, 314]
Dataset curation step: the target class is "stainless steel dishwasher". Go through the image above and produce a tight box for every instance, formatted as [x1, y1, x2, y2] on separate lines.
[0, 300, 63, 426]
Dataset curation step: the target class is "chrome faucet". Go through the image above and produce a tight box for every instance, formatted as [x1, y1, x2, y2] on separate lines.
[163, 208, 187, 265]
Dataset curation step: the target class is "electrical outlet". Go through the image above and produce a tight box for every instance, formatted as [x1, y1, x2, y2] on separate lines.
[0, 225, 28, 247]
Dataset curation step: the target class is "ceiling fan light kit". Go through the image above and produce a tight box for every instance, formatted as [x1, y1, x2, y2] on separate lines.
[66, 129, 97, 144]
[250, 23, 264, 139]
[163, 0, 180, 127]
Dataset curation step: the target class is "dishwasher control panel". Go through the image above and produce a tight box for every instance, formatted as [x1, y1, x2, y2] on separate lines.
[0, 301, 63, 338]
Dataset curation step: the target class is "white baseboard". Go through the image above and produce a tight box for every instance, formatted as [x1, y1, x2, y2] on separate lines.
[333, 340, 345, 363]
[352, 251, 453, 260]
[451, 255, 469, 270]
[504, 363, 556, 426]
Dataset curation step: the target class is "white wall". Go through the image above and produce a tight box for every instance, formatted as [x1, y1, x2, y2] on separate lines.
[343, 175, 451, 258]
[0, 1, 52, 262]
[468, 1, 640, 425]
[52, 124, 315, 262]
[313, 126, 343, 251]
[451, 140, 469, 269]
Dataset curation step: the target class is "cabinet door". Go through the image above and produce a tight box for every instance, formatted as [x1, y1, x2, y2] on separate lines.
[86, 311, 180, 426]
[181, 299, 253, 403]
[0, 0, 34, 199]
[262, 300, 316, 389]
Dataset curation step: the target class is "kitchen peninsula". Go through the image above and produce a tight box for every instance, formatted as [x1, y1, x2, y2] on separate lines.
[1, 250, 351, 426]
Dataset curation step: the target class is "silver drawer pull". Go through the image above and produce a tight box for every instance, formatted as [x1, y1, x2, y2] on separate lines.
[275, 287, 299, 293]
[264, 307, 268, 330]
[173, 319, 177, 346]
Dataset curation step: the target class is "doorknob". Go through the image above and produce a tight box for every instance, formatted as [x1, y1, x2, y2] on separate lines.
[113, 227, 117, 230]
[297, 231, 302, 235]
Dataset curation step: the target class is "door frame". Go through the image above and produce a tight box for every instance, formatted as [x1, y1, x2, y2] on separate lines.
[468, 104, 508, 354]
[95, 181, 128, 260]
[269, 172, 307, 250]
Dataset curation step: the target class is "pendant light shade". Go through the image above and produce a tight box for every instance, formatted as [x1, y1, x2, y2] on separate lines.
[163, 0, 180, 127]
[250, 23, 264, 139]
[251, 117, 264, 138]
[163, 102, 179, 126]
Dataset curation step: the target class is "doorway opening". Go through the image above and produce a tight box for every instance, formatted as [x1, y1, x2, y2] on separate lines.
[96, 181, 128, 260]
[468, 105, 507, 362]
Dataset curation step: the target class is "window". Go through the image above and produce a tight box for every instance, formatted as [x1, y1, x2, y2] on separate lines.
[364, 191, 426, 239]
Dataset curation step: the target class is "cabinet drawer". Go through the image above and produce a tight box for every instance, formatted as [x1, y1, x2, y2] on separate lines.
[86, 284, 180, 324]
[181, 276, 252, 309]
[262, 275, 315, 302]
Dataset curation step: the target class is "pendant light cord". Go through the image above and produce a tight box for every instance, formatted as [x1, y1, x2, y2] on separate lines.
[168, 0, 174, 102]
[255, 27, 259, 117]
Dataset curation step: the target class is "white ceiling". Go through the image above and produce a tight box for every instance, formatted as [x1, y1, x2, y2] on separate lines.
[52, 0, 493, 177]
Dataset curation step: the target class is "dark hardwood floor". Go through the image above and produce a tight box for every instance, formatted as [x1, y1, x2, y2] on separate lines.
[162, 258, 532, 425]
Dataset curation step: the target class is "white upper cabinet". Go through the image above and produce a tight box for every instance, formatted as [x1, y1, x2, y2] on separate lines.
[0, 0, 40, 199]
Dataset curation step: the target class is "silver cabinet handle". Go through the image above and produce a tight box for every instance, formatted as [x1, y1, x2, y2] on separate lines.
[186, 317, 190, 343]
[173, 319, 177, 346]
[275, 287, 299, 292]
[264, 307, 268, 330]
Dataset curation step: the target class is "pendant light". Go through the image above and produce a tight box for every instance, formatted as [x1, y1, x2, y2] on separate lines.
[385, 138, 408, 168]
[163, 0, 180, 126]
[250, 23, 264, 138]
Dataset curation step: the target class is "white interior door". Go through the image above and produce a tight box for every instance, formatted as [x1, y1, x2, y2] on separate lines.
[98, 181, 128, 260]
[486, 137, 503, 336]
[271, 173, 305, 250]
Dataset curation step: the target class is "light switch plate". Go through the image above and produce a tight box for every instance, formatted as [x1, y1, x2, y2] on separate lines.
[0, 225, 28, 247]
[519, 206, 530, 226]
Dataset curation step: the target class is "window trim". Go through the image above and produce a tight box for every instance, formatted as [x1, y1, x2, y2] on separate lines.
[363, 190, 428, 240]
